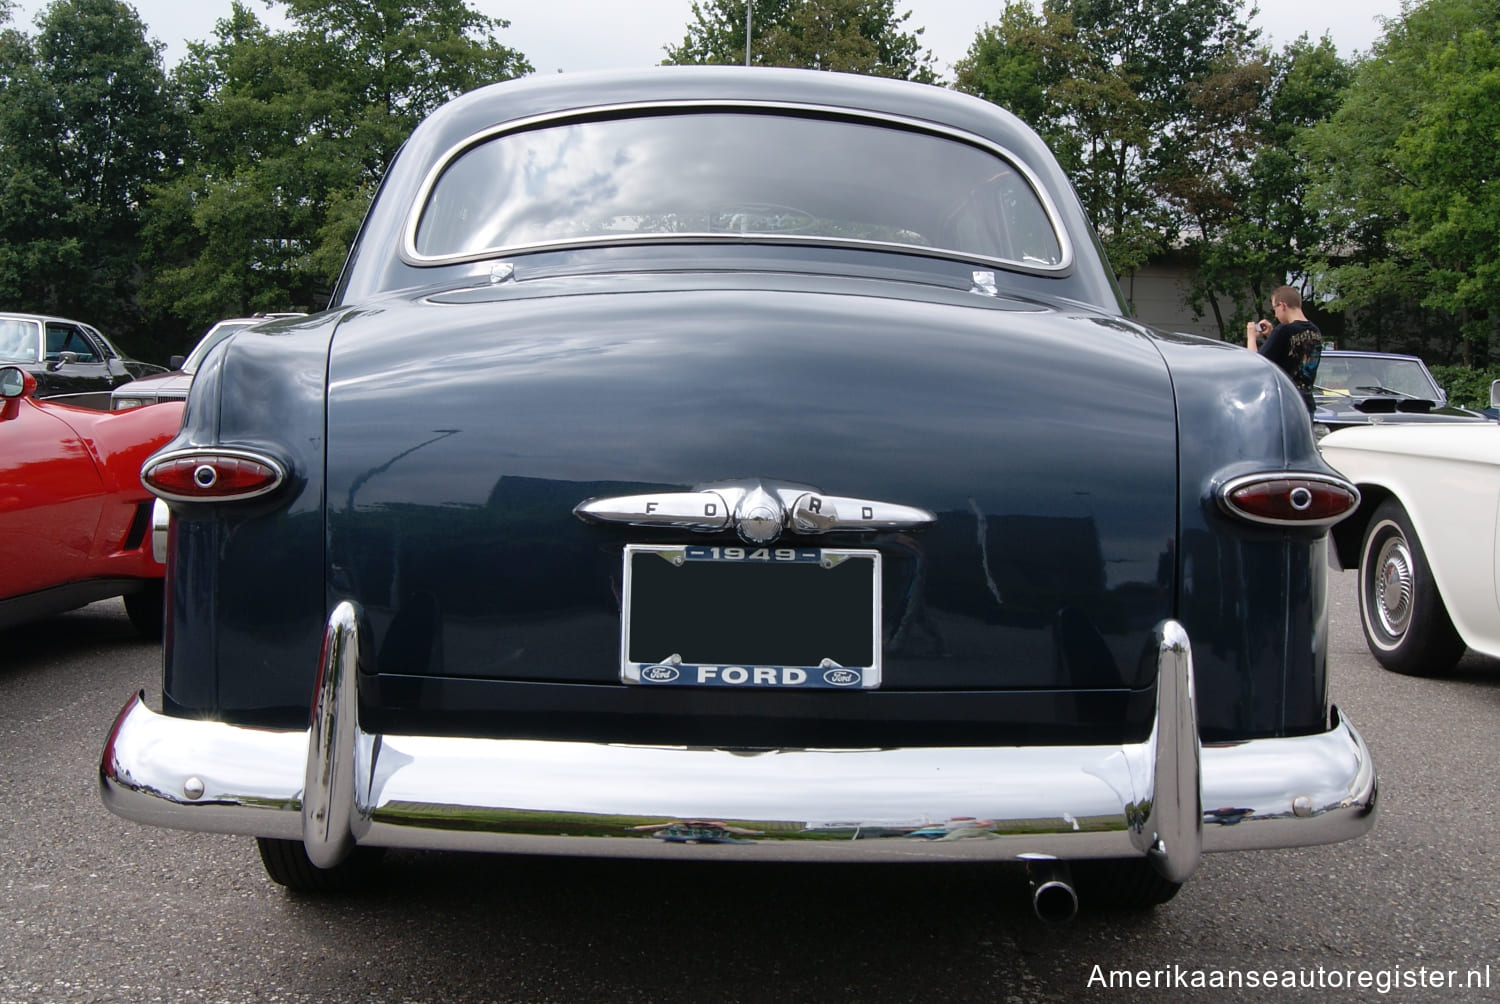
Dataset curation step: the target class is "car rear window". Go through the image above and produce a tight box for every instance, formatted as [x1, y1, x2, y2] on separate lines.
[410, 110, 1066, 270]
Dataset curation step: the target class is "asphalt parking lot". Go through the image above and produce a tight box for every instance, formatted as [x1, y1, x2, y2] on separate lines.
[3, 569, 1497, 1002]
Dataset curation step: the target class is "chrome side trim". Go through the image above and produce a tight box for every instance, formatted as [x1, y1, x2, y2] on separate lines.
[99, 614, 1376, 866]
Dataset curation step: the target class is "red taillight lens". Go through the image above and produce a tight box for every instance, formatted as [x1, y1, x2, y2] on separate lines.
[1219, 474, 1360, 527]
[142, 450, 286, 502]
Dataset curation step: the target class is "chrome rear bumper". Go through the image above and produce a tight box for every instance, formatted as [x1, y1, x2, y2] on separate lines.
[100, 605, 1376, 877]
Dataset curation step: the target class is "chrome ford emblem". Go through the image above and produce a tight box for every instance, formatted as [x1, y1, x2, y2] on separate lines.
[573, 478, 935, 545]
[733, 484, 784, 544]
[640, 664, 681, 683]
[823, 668, 860, 687]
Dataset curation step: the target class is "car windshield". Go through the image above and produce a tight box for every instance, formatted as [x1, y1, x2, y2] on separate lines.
[183, 322, 254, 373]
[412, 110, 1066, 269]
[1316, 357, 1441, 399]
[0, 319, 37, 362]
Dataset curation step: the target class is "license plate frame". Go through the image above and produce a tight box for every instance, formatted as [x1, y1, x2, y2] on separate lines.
[620, 543, 882, 689]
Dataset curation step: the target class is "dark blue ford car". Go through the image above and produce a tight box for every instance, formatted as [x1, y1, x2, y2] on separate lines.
[100, 67, 1375, 919]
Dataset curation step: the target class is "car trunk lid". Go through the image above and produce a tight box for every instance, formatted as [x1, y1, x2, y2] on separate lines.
[324, 274, 1178, 697]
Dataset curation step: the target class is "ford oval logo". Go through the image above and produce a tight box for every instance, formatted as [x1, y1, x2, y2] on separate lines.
[823, 668, 860, 687]
[641, 664, 680, 683]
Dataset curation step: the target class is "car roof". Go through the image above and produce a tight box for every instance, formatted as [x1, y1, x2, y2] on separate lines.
[0, 311, 100, 327]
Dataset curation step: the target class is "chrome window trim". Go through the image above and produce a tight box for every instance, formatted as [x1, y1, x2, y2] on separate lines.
[400, 100, 1076, 275]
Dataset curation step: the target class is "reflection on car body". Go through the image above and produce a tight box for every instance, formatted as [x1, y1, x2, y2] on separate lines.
[99, 68, 1376, 918]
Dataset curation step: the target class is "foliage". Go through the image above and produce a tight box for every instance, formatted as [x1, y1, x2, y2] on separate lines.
[0, 0, 181, 355]
[138, 0, 531, 338]
[0, 0, 1497, 366]
[1303, 0, 1500, 365]
[954, 0, 1263, 279]
[1430, 363, 1500, 410]
[1179, 35, 1351, 337]
[664, 0, 792, 65]
[953, 3, 1081, 150]
[663, 0, 937, 81]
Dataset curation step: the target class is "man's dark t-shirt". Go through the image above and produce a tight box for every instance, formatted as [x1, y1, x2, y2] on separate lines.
[1259, 319, 1322, 414]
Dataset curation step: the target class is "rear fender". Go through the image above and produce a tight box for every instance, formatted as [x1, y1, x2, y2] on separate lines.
[160, 314, 341, 722]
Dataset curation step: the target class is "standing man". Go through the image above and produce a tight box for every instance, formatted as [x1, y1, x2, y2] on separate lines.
[1247, 285, 1322, 416]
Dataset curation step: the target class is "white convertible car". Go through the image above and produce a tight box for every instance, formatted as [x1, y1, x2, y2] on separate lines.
[1322, 389, 1500, 675]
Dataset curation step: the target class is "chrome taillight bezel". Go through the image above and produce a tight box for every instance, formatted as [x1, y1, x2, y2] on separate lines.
[1215, 472, 1360, 528]
[141, 447, 288, 504]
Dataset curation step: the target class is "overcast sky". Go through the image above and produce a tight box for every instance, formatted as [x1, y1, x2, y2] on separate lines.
[9, 0, 1407, 76]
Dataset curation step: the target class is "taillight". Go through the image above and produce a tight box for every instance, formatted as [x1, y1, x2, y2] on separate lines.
[142, 448, 286, 503]
[1217, 473, 1359, 528]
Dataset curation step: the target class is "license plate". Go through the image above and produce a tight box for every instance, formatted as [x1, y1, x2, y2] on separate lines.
[621, 544, 881, 689]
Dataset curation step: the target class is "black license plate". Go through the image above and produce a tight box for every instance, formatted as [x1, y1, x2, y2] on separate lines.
[621, 544, 881, 689]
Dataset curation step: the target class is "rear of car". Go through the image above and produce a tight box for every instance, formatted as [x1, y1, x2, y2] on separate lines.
[100, 69, 1375, 916]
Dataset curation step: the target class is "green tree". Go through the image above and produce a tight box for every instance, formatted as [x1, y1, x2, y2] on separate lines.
[1175, 36, 1349, 338]
[279, 0, 532, 175]
[664, 0, 795, 65]
[0, 0, 181, 351]
[953, 2, 1078, 138]
[954, 0, 1262, 277]
[140, 0, 531, 335]
[1304, 0, 1500, 364]
[664, 0, 936, 81]
[0, 7, 75, 313]
[1066, 0, 1261, 274]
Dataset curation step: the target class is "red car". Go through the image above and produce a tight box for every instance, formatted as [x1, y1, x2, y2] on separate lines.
[1, 364, 184, 636]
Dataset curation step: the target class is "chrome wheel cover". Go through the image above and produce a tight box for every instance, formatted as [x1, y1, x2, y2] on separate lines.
[1372, 533, 1414, 639]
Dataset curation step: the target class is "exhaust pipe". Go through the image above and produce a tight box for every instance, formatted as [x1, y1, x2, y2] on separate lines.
[1026, 859, 1078, 923]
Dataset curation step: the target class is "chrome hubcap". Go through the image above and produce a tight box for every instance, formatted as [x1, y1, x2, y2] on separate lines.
[1373, 536, 1414, 638]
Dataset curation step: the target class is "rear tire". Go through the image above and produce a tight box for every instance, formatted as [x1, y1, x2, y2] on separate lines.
[255, 837, 385, 893]
[122, 583, 164, 640]
[1072, 858, 1182, 910]
[1357, 499, 1465, 676]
